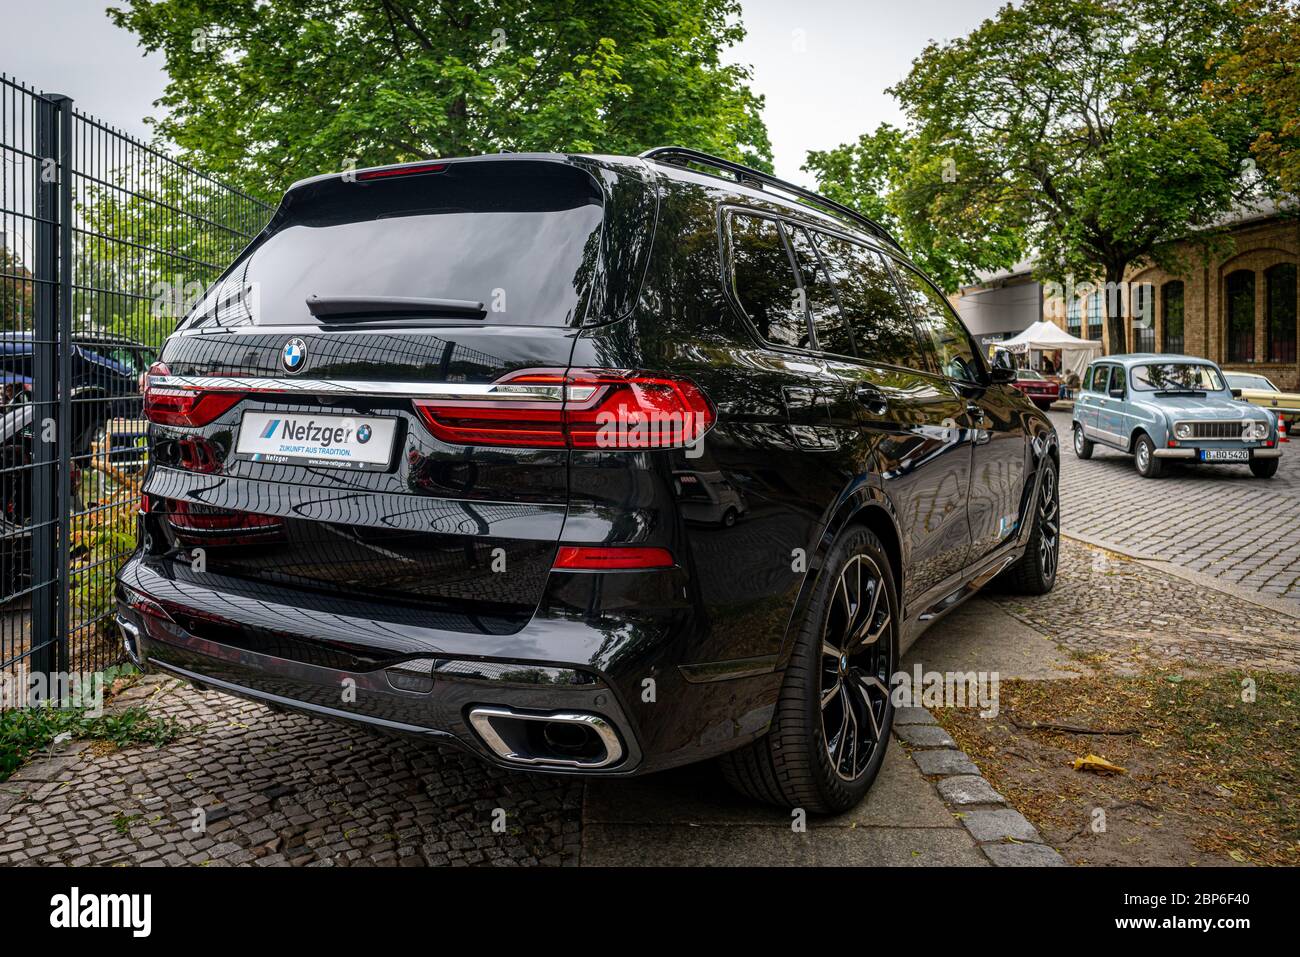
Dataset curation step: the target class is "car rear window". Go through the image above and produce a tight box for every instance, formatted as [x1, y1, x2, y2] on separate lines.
[191, 162, 606, 328]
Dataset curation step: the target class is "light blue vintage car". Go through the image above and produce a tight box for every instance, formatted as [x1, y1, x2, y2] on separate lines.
[1072, 354, 1282, 479]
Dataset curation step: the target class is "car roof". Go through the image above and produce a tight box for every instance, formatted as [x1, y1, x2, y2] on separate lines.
[1093, 354, 1218, 368]
[286, 150, 899, 254]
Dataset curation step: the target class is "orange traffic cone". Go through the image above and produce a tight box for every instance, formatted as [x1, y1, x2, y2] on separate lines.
[1280, 417, 1289, 443]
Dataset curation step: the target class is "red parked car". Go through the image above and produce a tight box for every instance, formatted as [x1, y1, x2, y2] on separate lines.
[1010, 369, 1060, 410]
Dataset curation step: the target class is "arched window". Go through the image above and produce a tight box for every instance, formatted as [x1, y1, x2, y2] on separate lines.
[1132, 284, 1155, 351]
[1225, 270, 1255, 363]
[1266, 263, 1297, 364]
[1162, 281, 1184, 353]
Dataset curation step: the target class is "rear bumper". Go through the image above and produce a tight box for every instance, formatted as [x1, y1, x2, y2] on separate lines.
[115, 555, 781, 777]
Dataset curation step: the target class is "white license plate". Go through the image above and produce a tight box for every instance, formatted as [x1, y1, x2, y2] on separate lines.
[235, 410, 397, 470]
[1200, 449, 1249, 462]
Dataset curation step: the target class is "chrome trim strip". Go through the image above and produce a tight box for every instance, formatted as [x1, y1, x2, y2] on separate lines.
[467, 706, 624, 769]
[679, 654, 779, 683]
[149, 375, 565, 402]
[1084, 422, 1128, 445]
[1152, 448, 1196, 458]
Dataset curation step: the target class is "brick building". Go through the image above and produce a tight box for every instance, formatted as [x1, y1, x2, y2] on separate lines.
[951, 207, 1300, 389]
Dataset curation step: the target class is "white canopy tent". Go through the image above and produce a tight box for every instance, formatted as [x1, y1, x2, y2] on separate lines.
[995, 320, 1102, 377]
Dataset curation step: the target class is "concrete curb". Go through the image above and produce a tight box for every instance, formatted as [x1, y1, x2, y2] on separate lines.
[1062, 530, 1300, 621]
[894, 706, 1067, 867]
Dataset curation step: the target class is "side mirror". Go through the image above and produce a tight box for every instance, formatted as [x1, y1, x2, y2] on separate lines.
[1231, 388, 1243, 399]
[1109, 386, 1125, 399]
[990, 351, 1016, 384]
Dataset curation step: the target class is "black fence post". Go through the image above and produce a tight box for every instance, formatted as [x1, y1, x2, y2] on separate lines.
[52, 94, 73, 678]
[29, 93, 59, 693]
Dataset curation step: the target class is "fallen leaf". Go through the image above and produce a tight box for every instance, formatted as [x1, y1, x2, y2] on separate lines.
[1072, 753, 1127, 775]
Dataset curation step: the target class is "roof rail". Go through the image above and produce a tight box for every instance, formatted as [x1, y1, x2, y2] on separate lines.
[639, 146, 899, 248]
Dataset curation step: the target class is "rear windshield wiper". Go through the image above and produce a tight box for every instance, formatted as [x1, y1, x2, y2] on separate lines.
[305, 295, 487, 321]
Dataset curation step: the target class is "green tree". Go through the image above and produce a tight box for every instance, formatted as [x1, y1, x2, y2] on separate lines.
[1213, 0, 1300, 194]
[808, 0, 1257, 352]
[803, 123, 906, 237]
[108, 0, 773, 200]
[1, 247, 35, 332]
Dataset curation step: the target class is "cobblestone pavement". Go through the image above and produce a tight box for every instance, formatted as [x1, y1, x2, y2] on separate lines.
[1049, 409, 1300, 608]
[0, 678, 581, 866]
[993, 538, 1300, 673]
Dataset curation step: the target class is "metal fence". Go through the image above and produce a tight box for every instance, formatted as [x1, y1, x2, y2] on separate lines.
[1, 75, 271, 703]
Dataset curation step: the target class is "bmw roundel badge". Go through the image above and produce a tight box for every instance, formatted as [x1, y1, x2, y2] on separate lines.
[282, 337, 307, 374]
[356, 424, 372, 444]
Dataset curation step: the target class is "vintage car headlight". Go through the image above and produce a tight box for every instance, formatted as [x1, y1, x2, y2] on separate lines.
[1174, 422, 1192, 440]
[1249, 420, 1270, 440]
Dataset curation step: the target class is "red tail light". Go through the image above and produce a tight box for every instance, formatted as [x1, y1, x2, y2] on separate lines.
[553, 546, 675, 570]
[413, 369, 715, 450]
[355, 162, 447, 180]
[143, 361, 243, 427]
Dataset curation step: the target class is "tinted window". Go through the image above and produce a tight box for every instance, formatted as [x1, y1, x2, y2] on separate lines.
[894, 264, 981, 381]
[1110, 366, 1126, 393]
[211, 163, 604, 328]
[786, 226, 853, 356]
[1088, 365, 1110, 392]
[814, 234, 931, 370]
[730, 214, 809, 348]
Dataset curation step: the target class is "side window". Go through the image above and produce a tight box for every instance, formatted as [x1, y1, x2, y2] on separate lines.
[1110, 366, 1126, 394]
[786, 226, 854, 356]
[813, 233, 931, 371]
[728, 214, 809, 348]
[1091, 365, 1111, 393]
[893, 263, 981, 383]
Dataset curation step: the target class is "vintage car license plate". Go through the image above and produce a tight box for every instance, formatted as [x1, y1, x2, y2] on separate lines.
[1201, 449, 1249, 462]
[235, 410, 397, 470]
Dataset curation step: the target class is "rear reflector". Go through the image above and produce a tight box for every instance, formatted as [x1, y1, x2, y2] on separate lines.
[414, 368, 715, 450]
[143, 362, 243, 427]
[553, 546, 675, 570]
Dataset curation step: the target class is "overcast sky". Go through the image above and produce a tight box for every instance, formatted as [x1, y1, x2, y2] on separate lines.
[0, 0, 1004, 187]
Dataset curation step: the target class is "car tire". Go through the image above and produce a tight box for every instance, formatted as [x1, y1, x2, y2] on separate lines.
[1250, 457, 1279, 479]
[1134, 433, 1163, 478]
[719, 526, 897, 814]
[721, 507, 738, 528]
[1072, 425, 1093, 459]
[994, 459, 1059, 595]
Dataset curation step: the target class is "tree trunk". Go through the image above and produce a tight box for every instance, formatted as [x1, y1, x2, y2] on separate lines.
[1105, 262, 1128, 354]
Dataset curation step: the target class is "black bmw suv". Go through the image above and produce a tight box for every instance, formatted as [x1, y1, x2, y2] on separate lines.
[116, 148, 1058, 813]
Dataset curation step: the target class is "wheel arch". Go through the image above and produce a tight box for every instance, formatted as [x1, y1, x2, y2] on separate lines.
[775, 488, 904, 670]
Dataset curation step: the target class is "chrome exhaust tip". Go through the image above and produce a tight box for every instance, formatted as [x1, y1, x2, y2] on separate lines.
[115, 615, 145, 669]
[468, 707, 624, 769]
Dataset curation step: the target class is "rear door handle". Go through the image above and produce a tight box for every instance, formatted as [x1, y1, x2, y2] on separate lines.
[855, 385, 889, 415]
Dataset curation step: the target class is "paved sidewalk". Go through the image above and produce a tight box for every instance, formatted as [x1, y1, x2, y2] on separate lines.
[0, 679, 582, 867]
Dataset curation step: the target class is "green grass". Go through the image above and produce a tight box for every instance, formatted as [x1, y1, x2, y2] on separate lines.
[0, 703, 193, 782]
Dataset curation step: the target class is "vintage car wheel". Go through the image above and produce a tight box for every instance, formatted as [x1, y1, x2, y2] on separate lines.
[1250, 458, 1279, 479]
[1134, 434, 1163, 478]
[1072, 424, 1094, 459]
